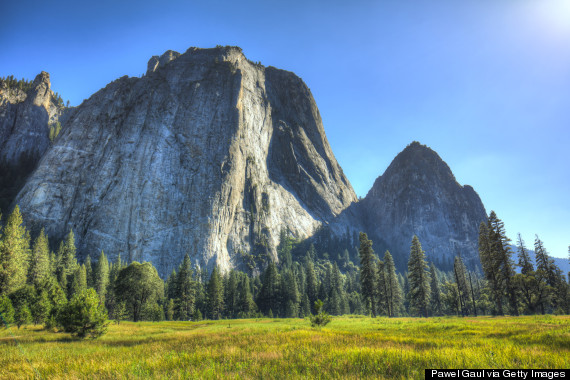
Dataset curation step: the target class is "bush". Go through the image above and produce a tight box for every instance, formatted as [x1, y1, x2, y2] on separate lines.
[57, 289, 109, 339]
[0, 295, 15, 326]
[15, 303, 32, 329]
[310, 300, 332, 327]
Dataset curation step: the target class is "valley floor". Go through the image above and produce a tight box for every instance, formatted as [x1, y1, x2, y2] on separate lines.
[0, 315, 568, 379]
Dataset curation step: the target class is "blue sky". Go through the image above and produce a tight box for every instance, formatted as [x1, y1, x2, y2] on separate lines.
[2, 0, 569, 258]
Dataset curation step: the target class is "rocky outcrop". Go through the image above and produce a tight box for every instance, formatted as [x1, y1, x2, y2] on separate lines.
[0, 72, 64, 163]
[357, 142, 487, 270]
[14, 46, 357, 276]
[0, 72, 67, 211]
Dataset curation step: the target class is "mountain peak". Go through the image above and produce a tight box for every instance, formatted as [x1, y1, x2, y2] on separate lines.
[361, 142, 487, 271]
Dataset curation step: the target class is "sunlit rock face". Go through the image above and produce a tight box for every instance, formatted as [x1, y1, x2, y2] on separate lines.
[357, 142, 487, 270]
[15, 46, 357, 276]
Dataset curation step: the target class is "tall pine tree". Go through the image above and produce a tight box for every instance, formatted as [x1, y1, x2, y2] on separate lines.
[359, 232, 377, 317]
[407, 235, 431, 318]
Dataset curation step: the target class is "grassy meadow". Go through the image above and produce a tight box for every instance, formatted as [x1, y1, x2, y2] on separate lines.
[1, 315, 568, 379]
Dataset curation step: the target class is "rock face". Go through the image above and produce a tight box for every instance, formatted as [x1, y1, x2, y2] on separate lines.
[0, 72, 64, 163]
[0, 72, 67, 211]
[14, 46, 357, 276]
[358, 142, 487, 270]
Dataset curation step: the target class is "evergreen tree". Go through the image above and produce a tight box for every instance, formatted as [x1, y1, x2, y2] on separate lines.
[56, 230, 78, 297]
[358, 232, 377, 316]
[407, 235, 431, 317]
[70, 264, 87, 297]
[257, 262, 280, 316]
[429, 263, 443, 316]
[176, 254, 195, 320]
[281, 269, 300, 317]
[31, 290, 51, 325]
[206, 266, 224, 320]
[277, 228, 293, 269]
[224, 270, 238, 319]
[383, 251, 402, 317]
[166, 298, 175, 321]
[0, 295, 15, 324]
[514, 234, 538, 314]
[305, 259, 318, 313]
[237, 275, 255, 317]
[93, 251, 109, 304]
[516, 234, 534, 275]
[376, 260, 387, 316]
[488, 212, 519, 316]
[15, 302, 32, 328]
[453, 256, 470, 316]
[0, 206, 31, 295]
[57, 288, 108, 338]
[478, 221, 503, 315]
[84, 255, 94, 289]
[28, 228, 50, 288]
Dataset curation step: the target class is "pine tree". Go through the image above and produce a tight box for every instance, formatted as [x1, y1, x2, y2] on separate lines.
[237, 275, 255, 317]
[407, 236, 431, 318]
[516, 234, 534, 275]
[478, 221, 503, 315]
[429, 263, 443, 316]
[383, 251, 401, 317]
[305, 259, 318, 314]
[0, 295, 15, 324]
[257, 262, 280, 316]
[70, 264, 87, 297]
[514, 234, 538, 314]
[376, 260, 387, 316]
[281, 269, 300, 317]
[166, 298, 175, 321]
[176, 254, 195, 320]
[56, 230, 78, 297]
[223, 270, 238, 319]
[31, 290, 51, 325]
[15, 302, 32, 329]
[359, 232, 377, 317]
[453, 256, 470, 316]
[94, 251, 109, 305]
[206, 266, 224, 320]
[488, 211, 518, 316]
[84, 255, 94, 289]
[277, 228, 293, 269]
[28, 228, 50, 288]
[0, 206, 31, 295]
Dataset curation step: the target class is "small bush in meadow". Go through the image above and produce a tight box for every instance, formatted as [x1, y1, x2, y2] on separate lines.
[57, 288, 109, 339]
[310, 299, 332, 327]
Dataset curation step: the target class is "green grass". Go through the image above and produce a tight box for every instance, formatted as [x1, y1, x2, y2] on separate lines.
[1, 315, 568, 379]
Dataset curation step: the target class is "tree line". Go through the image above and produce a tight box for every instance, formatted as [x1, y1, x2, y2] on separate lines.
[0, 206, 569, 338]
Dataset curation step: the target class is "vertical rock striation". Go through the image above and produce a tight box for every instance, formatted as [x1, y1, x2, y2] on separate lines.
[14, 46, 357, 276]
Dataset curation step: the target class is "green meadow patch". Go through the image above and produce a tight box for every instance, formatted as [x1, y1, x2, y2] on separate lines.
[1, 316, 568, 379]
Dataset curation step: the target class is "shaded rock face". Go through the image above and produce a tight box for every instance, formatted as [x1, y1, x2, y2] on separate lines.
[0, 72, 67, 211]
[15, 47, 357, 276]
[358, 142, 487, 270]
[0, 72, 63, 163]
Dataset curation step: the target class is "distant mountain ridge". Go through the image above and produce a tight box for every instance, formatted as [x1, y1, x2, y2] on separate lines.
[3, 46, 491, 275]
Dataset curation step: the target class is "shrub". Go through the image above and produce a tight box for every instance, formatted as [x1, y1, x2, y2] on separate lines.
[15, 303, 32, 329]
[310, 300, 332, 327]
[0, 295, 15, 326]
[57, 288, 109, 339]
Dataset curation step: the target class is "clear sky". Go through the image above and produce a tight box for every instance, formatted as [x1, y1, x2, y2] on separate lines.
[1, 0, 569, 258]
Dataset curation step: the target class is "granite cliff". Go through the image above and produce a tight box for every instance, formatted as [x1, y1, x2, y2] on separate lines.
[0, 72, 67, 211]
[357, 142, 487, 270]
[13, 47, 357, 275]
